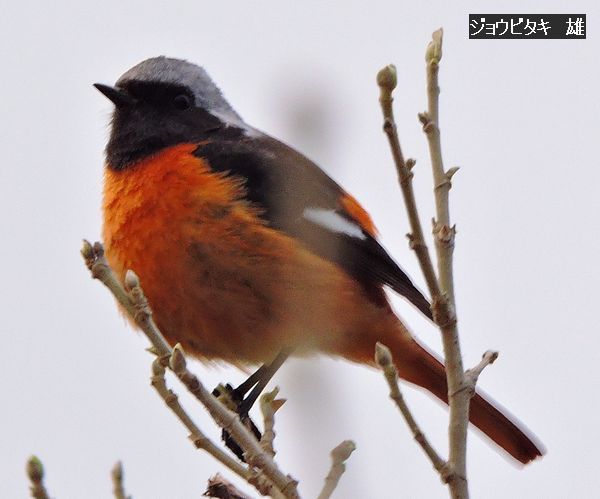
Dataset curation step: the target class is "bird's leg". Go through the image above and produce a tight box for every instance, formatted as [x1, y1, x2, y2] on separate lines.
[235, 348, 291, 415]
[212, 348, 292, 461]
[228, 362, 272, 405]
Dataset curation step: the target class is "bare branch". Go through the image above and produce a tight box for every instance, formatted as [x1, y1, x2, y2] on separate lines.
[316, 440, 356, 499]
[150, 357, 252, 482]
[81, 241, 171, 357]
[26, 456, 50, 499]
[111, 461, 131, 499]
[169, 346, 299, 498]
[375, 343, 447, 474]
[421, 28, 471, 498]
[376, 65, 441, 299]
[82, 241, 299, 499]
[259, 388, 285, 458]
[465, 351, 499, 388]
[377, 28, 502, 499]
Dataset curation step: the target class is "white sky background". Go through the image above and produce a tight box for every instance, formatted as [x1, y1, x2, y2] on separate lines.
[1, 1, 598, 497]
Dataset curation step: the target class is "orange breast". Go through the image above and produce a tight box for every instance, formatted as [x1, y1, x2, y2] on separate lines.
[102, 144, 391, 365]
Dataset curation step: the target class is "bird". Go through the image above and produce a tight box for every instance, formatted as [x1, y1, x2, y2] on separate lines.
[95, 56, 543, 465]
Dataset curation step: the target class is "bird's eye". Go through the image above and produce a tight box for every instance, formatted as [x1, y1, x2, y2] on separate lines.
[173, 94, 192, 110]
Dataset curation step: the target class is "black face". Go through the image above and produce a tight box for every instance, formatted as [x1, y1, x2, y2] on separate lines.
[103, 81, 236, 170]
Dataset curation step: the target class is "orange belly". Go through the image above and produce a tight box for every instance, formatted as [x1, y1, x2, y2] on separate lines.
[102, 144, 399, 365]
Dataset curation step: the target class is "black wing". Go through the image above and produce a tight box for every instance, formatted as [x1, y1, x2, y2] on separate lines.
[193, 133, 433, 320]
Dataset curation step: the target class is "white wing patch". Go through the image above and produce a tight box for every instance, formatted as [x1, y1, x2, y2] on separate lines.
[303, 207, 366, 240]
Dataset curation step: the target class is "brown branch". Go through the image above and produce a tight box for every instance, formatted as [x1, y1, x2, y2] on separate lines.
[465, 351, 499, 388]
[375, 343, 447, 474]
[316, 440, 356, 499]
[259, 388, 285, 458]
[377, 28, 500, 499]
[150, 357, 252, 482]
[111, 461, 131, 499]
[169, 346, 298, 498]
[421, 28, 470, 499]
[376, 64, 441, 301]
[81, 241, 299, 499]
[422, 27, 455, 305]
[26, 456, 50, 499]
[81, 241, 172, 357]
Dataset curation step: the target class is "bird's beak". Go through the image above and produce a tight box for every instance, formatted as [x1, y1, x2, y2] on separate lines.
[93, 83, 135, 107]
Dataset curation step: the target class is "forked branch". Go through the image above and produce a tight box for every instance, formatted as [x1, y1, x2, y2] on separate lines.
[81, 241, 298, 499]
[376, 29, 498, 499]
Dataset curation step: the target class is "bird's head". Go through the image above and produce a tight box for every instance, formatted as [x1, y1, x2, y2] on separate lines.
[95, 56, 245, 170]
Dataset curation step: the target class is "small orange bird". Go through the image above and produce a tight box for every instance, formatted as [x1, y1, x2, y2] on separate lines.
[96, 57, 543, 464]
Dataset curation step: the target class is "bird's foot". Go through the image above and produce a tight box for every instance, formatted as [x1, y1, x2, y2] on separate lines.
[212, 383, 262, 462]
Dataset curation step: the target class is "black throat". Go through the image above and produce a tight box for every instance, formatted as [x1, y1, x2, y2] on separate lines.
[104, 80, 246, 170]
[105, 108, 246, 170]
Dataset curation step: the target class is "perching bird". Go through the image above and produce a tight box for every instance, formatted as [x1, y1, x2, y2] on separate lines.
[95, 56, 543, 464]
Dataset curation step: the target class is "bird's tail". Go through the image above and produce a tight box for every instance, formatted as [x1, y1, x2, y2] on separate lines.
[344, 321, 544, 464]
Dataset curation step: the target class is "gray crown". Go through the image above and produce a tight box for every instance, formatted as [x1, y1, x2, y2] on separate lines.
[116, 56, 242, 122]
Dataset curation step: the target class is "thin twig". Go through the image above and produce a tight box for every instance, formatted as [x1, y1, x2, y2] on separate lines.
[377, 56, 460, 482]
[375, 343, 447, 474]
[377, 28, 498, 499]
[421, 28, 470, 499]
[150, 358, 252, 481]
[259, 388, 285, 458]
[81, 241, 299, 499]
[422, 28, 456, 305]
[465, 351, 498, 388]
[26, 456, 50, 499]
[81, 241, 171, 356]
[111, 461, 131, 499]
[376, 64, 441, 301]
[170, 346, 299, 499]
[247, 473, 287, 499]
[316, 440, 356, 499]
